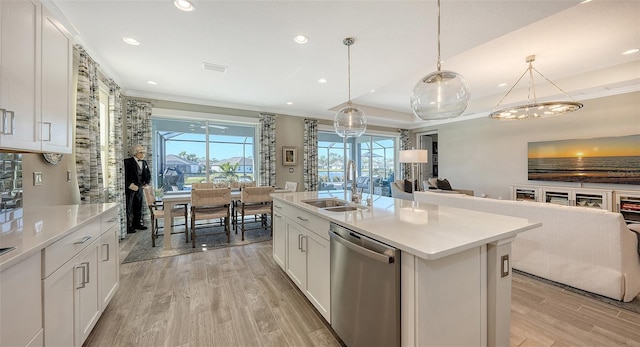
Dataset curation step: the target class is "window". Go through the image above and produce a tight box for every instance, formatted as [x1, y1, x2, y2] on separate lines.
[151, 117, 258, 191]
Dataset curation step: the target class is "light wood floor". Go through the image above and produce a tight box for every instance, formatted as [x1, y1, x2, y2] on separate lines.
[84, 232, 640, 347]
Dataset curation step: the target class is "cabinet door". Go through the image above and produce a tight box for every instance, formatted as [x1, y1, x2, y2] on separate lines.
[99, 226, 119, 310]
[76, 243, 101, 345]
[272, 210, 286, 270]
[43, 255, 76, 346]
[285, 221, 306, 290]
[40, 6, 72, 153]
[0, 0, 40, 151]
[304, 229, 331, 322]
[0, 253, 42, 347]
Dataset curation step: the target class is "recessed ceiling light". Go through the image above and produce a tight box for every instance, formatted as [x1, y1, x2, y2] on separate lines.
[498, 83, 507, 87]
[174, 0, 195, 12]
[294, 35, 308, 44]
[318, 78, 328, 84]
[146, 81, 158, 85]
[369, 89, 376, 93]
[580, 0, 592, 4]
[286, 101, 293, 105]
[622, 48, 639, 55]
[122, 37, 140, 46]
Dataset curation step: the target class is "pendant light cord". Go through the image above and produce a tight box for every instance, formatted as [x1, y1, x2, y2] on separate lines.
[436, 0, 441, 72]
[347, 40, 352, 105]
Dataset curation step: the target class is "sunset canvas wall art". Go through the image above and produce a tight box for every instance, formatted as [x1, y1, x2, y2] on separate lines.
[528, 134, 640, 184]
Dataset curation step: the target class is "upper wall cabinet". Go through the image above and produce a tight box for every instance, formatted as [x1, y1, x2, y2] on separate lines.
[0, 0, 41, 152]
[0, 0, 72, 154]
[41, 6, 72, 153]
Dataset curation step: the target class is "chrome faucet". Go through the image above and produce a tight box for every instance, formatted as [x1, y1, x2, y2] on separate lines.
[346, 160, 361, 203]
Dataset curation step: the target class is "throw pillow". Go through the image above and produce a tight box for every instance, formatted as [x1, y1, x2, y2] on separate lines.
[437, 178, 452, 190]
[403, 179, 414, 193]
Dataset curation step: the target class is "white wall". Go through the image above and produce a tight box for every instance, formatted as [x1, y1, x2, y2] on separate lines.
[413, 92, 640, 199]
[275, 115, 305, 190]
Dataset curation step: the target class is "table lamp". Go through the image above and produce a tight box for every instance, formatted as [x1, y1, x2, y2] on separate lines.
[399, 149, 428, 192]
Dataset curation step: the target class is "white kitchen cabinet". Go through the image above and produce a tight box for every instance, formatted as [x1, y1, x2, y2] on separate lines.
[272, 202, 286, 270]
[43, 207, 119, 347]
[0, 0, 40, 152]
[40, 6, 72, 153]
[280, 203, 331, 322]
[0, 252, 43, 347]
[99, 215, 119, 308]
[0, 0, 72, 153]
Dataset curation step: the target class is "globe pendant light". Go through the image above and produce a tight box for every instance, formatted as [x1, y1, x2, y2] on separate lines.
[488, 55, 583, 120]
[334, 37, 367, 138]
[410, 0, 470, 121]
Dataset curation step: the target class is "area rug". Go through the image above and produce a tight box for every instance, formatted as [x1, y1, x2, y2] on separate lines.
[122, 222, 271, 264]
[514, 269, 640, 314]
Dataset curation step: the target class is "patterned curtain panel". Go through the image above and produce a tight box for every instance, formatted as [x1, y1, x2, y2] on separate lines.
[107, 79, 126, 239]
[303, 119, 318, 191]
[259, 113, 276, 186]
[75, 46, 104, 204]
[400, 129, 411, 180]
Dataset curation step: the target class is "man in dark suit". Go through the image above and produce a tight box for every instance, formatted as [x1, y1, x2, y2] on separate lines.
[124, 144, 151, 233]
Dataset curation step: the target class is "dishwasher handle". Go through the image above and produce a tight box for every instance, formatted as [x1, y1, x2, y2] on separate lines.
[329, 230, 394, 264]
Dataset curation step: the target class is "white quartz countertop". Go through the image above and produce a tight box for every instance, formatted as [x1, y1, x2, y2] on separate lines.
[0, 203, 118, 271]
[271, 191, 541, 260]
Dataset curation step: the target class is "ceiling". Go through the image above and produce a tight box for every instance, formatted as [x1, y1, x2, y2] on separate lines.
[48, 0, 640, 129]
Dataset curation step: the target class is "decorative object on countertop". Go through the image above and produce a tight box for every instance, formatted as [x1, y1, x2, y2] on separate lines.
[334, 37, 367, 138]
[411, 0, 470, 121]
[489, 55, 583, 120]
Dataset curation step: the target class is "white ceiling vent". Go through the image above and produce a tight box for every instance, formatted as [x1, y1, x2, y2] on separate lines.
[202, 62, 228, 73]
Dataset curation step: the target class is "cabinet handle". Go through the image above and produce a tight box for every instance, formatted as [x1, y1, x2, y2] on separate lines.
[0, 108, 4, 133]
[108, 217, 118, 222]
[2, 110, 15, 135]
[42, 122, 52, 141]
[297, 234, 302, 250]
[274, 205, 282, 209]
[102, 243, 110, 262]
[74, 236, 92, 244]
[301, 235, 307, 253]
[75, 264, 86, 289]
[82, 261, 90, 284]
[616, 203, 620, 212]
[296, 216, 308, 222]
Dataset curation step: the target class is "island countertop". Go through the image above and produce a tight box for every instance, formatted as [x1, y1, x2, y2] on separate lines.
[0, 203, 118, 271]
[271, 191, 541, 260]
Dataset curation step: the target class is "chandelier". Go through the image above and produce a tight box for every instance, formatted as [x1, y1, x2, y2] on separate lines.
[489, 55, 583, 120]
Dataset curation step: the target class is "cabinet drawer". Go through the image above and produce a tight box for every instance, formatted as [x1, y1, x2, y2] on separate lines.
[279, 203, 329, 240]
[43, 219, 100, 278]
[101, 208, 119, 233]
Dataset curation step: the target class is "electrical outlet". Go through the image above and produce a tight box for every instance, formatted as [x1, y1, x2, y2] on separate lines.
[67, 170, 71, 182]
[33, 172, 43, 186]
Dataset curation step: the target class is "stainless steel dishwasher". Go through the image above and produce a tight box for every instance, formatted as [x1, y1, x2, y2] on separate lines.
[329, 222, 400, 347]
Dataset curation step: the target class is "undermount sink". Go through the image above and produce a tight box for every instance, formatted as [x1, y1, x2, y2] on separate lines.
[302, 198, 349, 208]
[301, 198, 367, 212]
[323, 206, 364, 212]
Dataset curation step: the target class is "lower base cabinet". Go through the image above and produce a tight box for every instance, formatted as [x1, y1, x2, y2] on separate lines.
[43, 207, 119, 346]
[277, 202, 331, 322]
[0, 252, 43, 347]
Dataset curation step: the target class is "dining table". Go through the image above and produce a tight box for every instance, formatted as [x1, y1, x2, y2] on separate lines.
[160, 188, 288, 249]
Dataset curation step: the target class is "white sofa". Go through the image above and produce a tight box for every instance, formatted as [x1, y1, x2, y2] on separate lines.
[414, 191, 640, 302]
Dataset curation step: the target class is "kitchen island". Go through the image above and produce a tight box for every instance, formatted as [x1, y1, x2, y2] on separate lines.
[271, 191, 541, 347]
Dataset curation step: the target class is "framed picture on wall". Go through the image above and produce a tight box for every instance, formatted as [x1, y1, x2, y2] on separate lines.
[283, 146, 297, 166]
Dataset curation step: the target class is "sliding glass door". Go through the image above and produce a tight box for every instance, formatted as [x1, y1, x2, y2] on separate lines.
[317, 131, 397, 196]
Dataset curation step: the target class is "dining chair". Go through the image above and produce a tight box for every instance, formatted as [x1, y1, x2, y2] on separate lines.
[284, 181, 298, 192]
[142, 185, 189, 247]
[236, 186, 274, 241]
[190, 188, 232, 247]
[192, 182, 214, 189]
